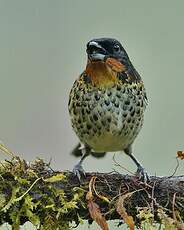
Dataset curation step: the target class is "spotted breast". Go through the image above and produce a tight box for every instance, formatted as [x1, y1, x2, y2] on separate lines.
[68, 62, 147, 153]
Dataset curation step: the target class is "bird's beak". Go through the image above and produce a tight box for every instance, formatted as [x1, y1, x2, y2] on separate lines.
[86, 41, 107, 61]
[89, 53, 106, 61]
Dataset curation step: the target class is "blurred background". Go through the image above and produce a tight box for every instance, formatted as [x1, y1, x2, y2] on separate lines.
[0, 0, 184, 229]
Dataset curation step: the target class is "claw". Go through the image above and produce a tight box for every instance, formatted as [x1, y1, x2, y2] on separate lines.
[73, 163, 86, 181]
[136, 166, 150, 183]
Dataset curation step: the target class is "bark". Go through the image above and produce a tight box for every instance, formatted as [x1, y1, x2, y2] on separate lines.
[64, 173, 184, 222]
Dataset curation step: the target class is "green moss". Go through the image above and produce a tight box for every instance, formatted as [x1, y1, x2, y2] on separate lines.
[0, 157, 85, 229]
[0, 154, 183, 229]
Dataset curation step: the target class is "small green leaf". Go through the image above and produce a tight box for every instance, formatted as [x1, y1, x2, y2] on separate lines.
[2, 186, 20, 211]
[44, 173, 66, 183]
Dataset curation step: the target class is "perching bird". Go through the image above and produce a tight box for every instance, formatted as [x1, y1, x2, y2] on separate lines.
[68, 38, 148, 181]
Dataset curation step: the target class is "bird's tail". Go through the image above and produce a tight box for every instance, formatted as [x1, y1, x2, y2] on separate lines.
[71, 143, 106, 158]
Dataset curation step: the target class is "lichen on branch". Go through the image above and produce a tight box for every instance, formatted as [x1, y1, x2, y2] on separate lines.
[0, 145, 184, 229]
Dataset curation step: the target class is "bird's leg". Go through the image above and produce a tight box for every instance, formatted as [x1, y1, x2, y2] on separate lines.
[72, 144, 90, 181]
[124, 146, 149, 183]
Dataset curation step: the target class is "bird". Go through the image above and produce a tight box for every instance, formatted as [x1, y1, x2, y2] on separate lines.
[68, 38, 148, 181]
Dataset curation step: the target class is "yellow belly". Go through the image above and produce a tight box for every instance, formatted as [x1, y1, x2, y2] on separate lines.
[86, 132, 132, 152]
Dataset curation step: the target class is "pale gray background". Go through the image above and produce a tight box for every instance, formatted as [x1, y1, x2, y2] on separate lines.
[0, 0, 184, 229]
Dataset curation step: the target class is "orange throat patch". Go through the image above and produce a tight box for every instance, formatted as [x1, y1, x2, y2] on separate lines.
[85, 59, 125, 87]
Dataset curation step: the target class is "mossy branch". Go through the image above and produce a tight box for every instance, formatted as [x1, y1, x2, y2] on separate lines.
[0, 155, 184, 229]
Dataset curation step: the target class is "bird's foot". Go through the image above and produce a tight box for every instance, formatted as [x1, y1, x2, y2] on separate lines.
[72, 163, 86, 181]
[136, 166, 150, 183]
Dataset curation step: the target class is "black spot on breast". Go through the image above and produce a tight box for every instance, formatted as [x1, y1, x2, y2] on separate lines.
[123, 105, 128, 111]
[121, 88, 125, 94]
[107, 91, 112, 96]
[95, 94, 100, 101]
[76, 102, 80, 107]
[82, 108, 85, 116]
[98, 110, 103, 116]
[93, 114, 98, 121]
[136, 101, 140, 106]
[125, 100, 130, 105]
[129, 106, 133, 112]
[127, 118, 131, 123]
[116, 85, 121, 91]
[125, 131, 128, 136]
[113, 120, 118, 126]
[79, 124, 83, 129]
[130, 110, 135, 117]
[144, 93, 148, 101]
[136, 109, 140, 115]
[105, 100, 110, 106]
[101, 120, 106, 126]
[116, 93, 121, 98]
[107, 117, 111, 123]
[68, 97, 71, 106]
[93, 128, 97, 133]
[76, 94, 80, 100]
[90, 116, 93, 122]
[87, 124, 92, 130]
[111, 97, 116, 103]
[126, 88, 131, 94]
[114, 101, 119, 108]
[83, 74, 92, 84]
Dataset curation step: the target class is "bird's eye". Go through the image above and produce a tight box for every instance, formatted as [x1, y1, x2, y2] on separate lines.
[114, 44, 121, 52]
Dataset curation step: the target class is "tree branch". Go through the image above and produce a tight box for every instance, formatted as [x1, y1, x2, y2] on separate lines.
[0, 157, 184, 229]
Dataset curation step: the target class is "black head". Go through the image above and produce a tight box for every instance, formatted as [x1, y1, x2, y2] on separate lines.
[86, 38, 130, 66]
